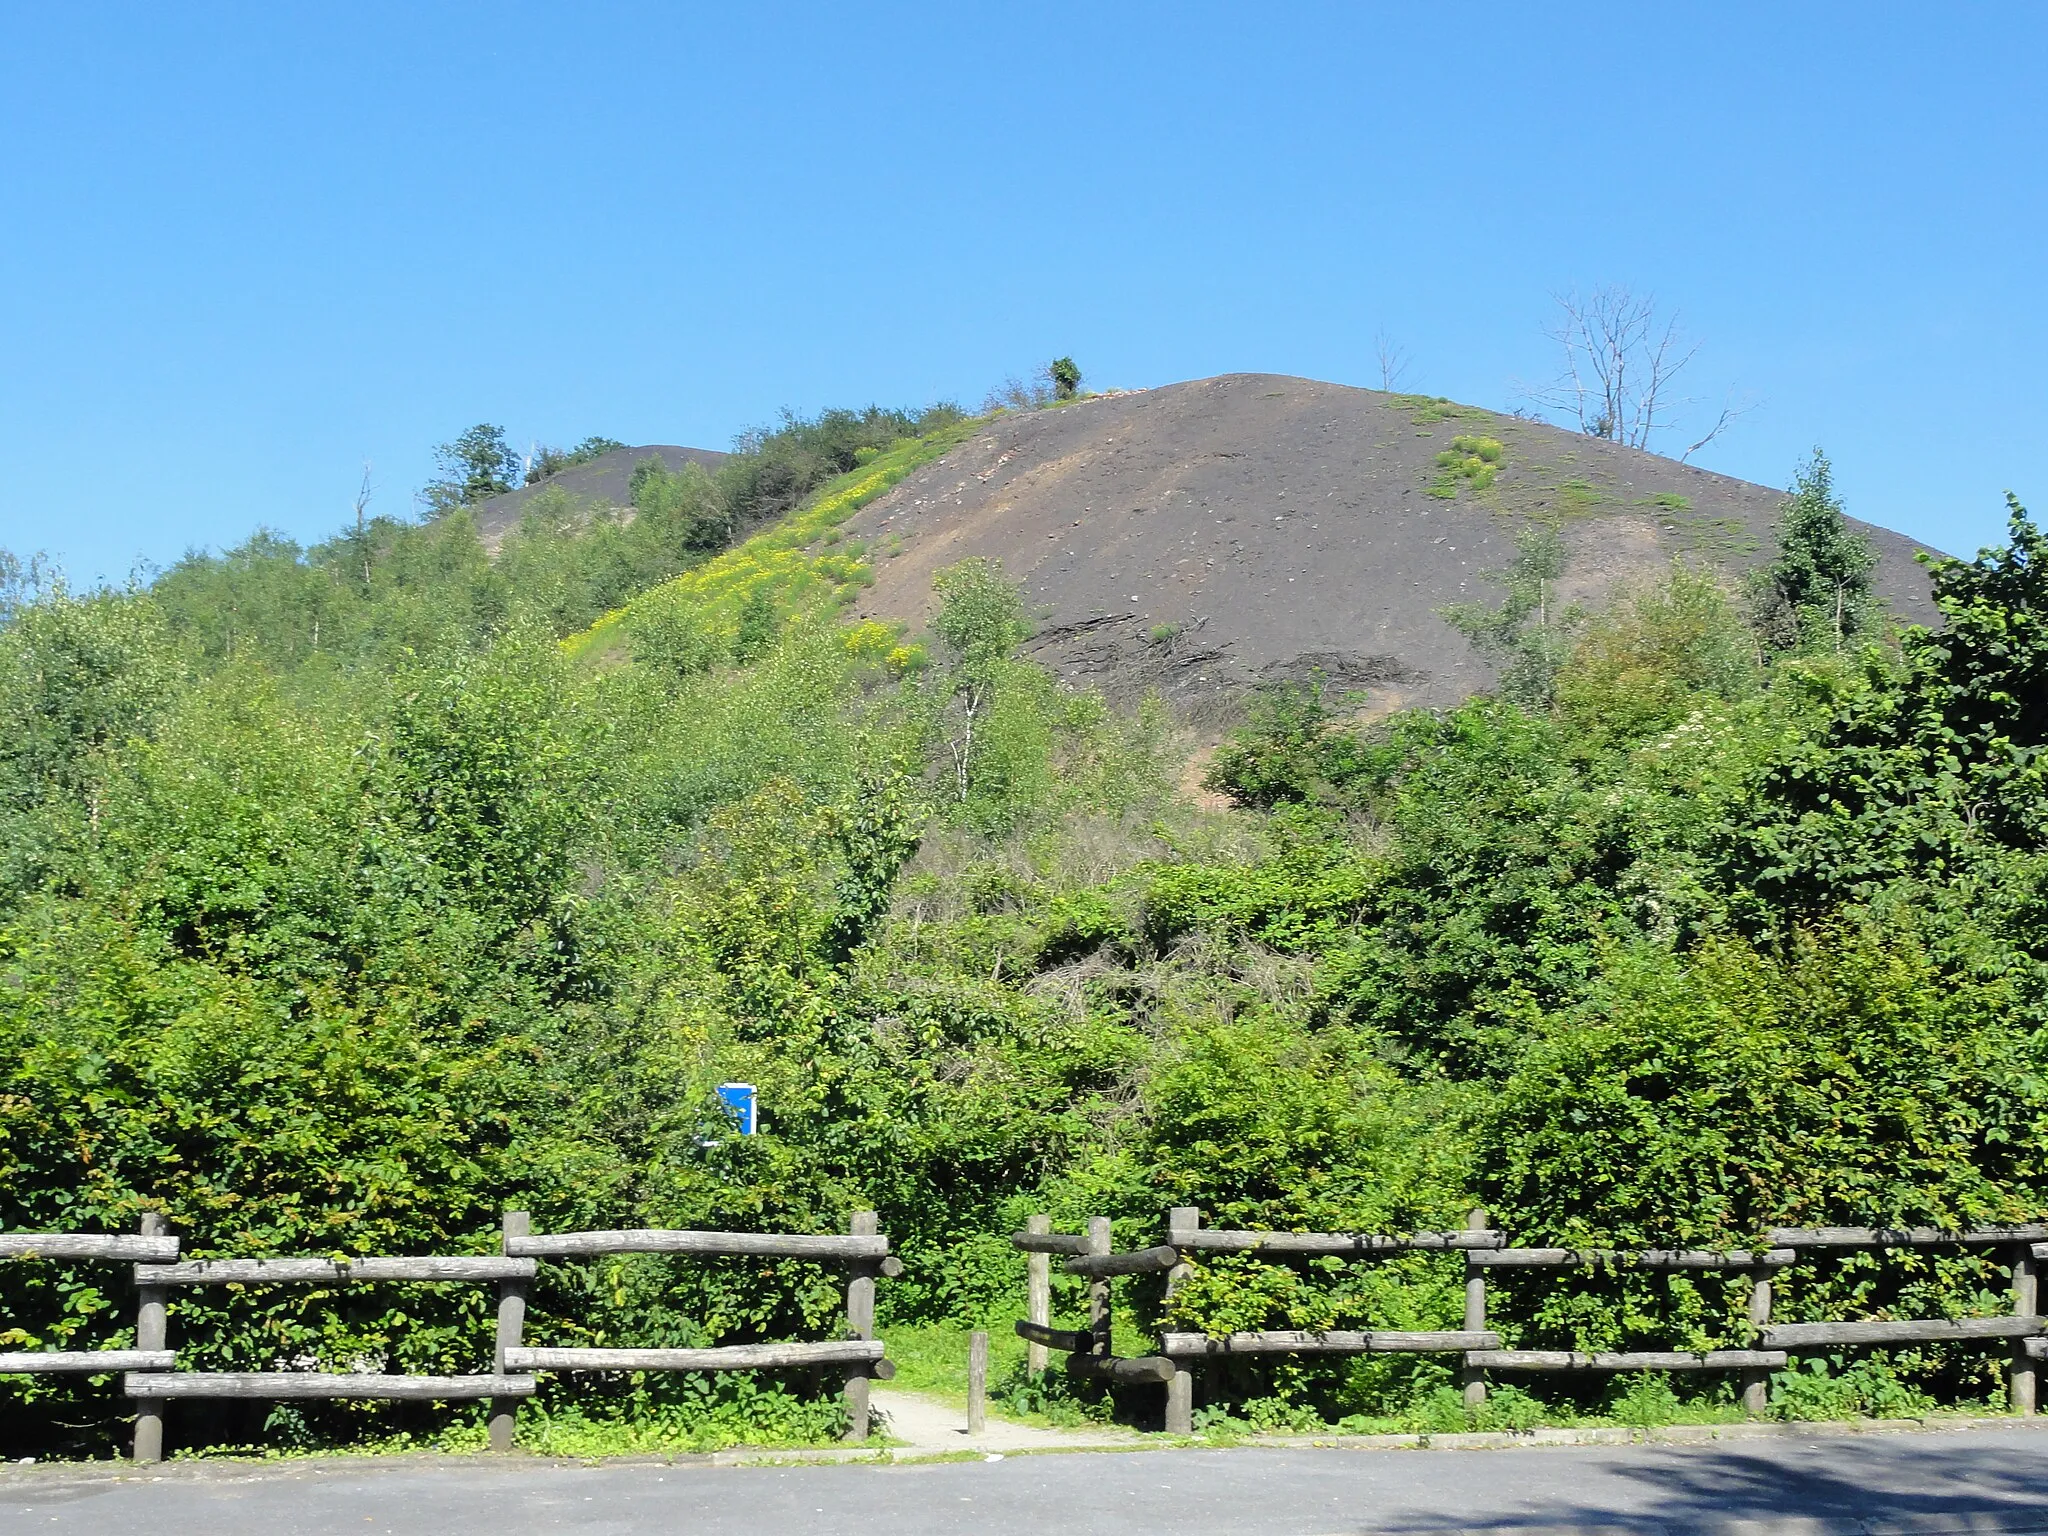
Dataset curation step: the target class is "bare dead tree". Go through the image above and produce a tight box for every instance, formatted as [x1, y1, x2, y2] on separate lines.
[1375, 328, 1412, 392]
[1526, 286, 1748, 460]
[352, 464, 374, 588]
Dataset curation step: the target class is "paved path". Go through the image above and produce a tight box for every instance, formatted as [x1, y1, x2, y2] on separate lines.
[5, 1424, 2048, 1534]
[870, 1387, 1139, 1454]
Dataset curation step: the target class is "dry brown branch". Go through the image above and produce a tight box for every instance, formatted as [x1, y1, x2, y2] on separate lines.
[1525, 287, 1747, 459]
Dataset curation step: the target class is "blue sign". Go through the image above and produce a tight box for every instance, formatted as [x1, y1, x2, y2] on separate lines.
[716, 1082, 757, 1136]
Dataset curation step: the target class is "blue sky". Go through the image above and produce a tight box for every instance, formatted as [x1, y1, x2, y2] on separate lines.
[3, 3, 2043, 582]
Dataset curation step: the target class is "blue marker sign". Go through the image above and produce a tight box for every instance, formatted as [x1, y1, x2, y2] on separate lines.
[716, 1082, 757, 1136]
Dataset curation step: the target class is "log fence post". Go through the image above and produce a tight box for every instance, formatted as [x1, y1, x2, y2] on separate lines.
[1085, 1216, 1112, 1357]
[1741, 1269, 1773, 1417]
[1025, 1213, 1051, 1378]
[489, 1211, 530, 1452]
[2014, 1244, 2038, 1416]
[1460, 1207, 1488, 1409]
[131, 1212, 168, 1464]
[967, 1329, 988, 1435]
[1163, 1206, 1198, 1434]
[844, 1210, 878, 1442]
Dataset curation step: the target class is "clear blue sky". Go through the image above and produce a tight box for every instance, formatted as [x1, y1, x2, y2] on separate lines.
[4, 3, 2043, 582]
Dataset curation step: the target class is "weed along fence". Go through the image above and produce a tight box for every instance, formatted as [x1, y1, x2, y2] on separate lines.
[1, 1210, 898, 1460]
[1013, 1209, 2048, 1433]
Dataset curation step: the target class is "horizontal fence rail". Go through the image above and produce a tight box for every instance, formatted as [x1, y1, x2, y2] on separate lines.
[133, 1257, 536, 1286]
[1172, 1229, 1507, 1254]
[1763, 1317, 2043, 1348]
[1468, 1350, 1790, 1371]
[0, 1351, 177, 1374]
[1770, 1226, 2048, 1248]
[125, 1373, 537, 1400]
[1468, 1248, 1798, 1270]
[0, 1234, 180, 1262]
[1161, 1329, 1500, 1356]
[506, 1228, 895, 1264]
[504, 1341, 888, 1374]
[1009, 1206, 2048, 1434]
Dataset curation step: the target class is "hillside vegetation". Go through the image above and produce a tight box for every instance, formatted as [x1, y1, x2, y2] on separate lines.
[3, 396, 2046, 1455]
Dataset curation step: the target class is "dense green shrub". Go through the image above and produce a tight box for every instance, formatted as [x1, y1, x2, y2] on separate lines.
[6, 451, 2048, 1450]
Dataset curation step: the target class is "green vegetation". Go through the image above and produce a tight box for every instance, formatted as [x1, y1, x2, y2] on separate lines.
[1557, 477, 1607, 516]
[3, 409, 2046, 1458]
[526, 436, 627, 485]
[419, 423, 522, 516]
[1749, 449, 1879, 651]
[1387, 394, 1492, 427]
[1050, 357, 1082, 401]
[1439, 523, 1579, 705]
[1428, 434, 1505, 497]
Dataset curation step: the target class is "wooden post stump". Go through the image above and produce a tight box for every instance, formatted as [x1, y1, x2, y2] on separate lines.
[1741, 1271, 1773, 1417]
[2013, 1245, 2038, 1416]
[1164, 1207, 1198, 1434]
[1025, 1214, 1051, 1378]
[1085, 1217, 1112, 1358]
[844, 1211, 878, 1442]
[1460, 1207, 1488, 1409]
[131, 1213, 168, 1464]
[490, 1211, 531, 1452]
[967, 1329, 988, 1435]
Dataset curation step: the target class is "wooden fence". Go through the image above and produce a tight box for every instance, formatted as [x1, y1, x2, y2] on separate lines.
[1013, 1209, 2047, 1433]
[1, 1211, 898, 1460]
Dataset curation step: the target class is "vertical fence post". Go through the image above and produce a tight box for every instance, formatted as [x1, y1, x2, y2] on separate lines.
[1025, 1213, 1051, 1378]
[1741, 1269, 1773, 1418]
[490, 1211, 530, 1452]
[1460, 1207, 1488, 1410]
[1164, 1206, 1199, 1435]
[844, 1210, 878, 1442]
[131, 1212, 168, 1464]
[1085, 1216, 1112, 1357]
[967, 1329, 989, 1435]
[2013, 1245, 2038, 1416]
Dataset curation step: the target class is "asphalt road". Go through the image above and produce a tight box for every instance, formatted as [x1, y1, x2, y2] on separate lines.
[5, 1429, 2048, 1535]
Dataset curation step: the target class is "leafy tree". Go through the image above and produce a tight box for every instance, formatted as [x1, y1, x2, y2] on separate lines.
[630, 458, 731, 551]
[1440, 523, 1582, 707]
[419, 423, 520, 517]
[928, 558, 1029, 804]
[1204, 676, 1380, 809]
[1048, 357, 1082, 400]
[526, 435, 627, 485]
[0, 548, 50, 627]
[1749, 449, 1879, 652]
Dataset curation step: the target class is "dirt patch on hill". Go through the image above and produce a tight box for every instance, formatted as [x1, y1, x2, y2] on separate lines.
[845, 375, 1938, 717]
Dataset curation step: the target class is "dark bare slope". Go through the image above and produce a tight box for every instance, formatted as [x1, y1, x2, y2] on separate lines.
[473, 444, 727, 550]
[845, 374, 1938, 713]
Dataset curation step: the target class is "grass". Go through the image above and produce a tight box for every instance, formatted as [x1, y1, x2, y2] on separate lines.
[162, 1404, 851, 1463]
[561, 413, 991, 668]
[1387, 393, 1492, 427]
[1428, 435, 1505, 498]
[884, 1322, 1028, 1402]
